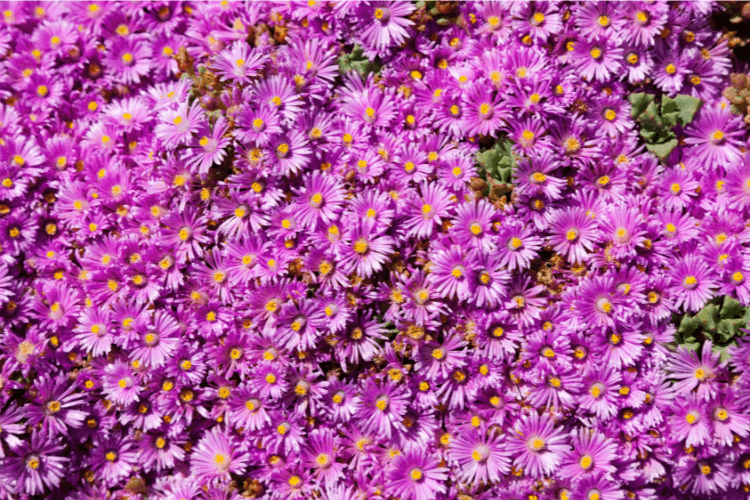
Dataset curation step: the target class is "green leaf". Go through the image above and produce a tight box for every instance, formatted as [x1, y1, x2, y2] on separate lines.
[673, 95, 702, 125]
[720, 296, 745, 319]
[629, 93, 656, 119]
[639, 128, 658, 142]
[696, 303, 720, 331]
[338, 45, 379, 77]
[638, 101, 663, 130]
[680, 340, 701, 352]
[717, 318, 745, 340]
[476, 139, 516, 184]
[497, 166, 513, 184]
[646, 139, 678, 159]
[476, 149, 501, 176]
[677, 315, 701, 336]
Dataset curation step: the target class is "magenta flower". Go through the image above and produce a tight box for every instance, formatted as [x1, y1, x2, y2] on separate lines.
[190, 428, 249, 482]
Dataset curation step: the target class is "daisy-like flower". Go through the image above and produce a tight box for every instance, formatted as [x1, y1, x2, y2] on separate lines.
[598, 204, 646, 260]
[659, 166, 699, 211]
[356, 1, 415, 58]
[404, 182, 453, 239]
[670, 253, 715, 313]
[387, 450, 447, 500]
[275, 299, 325, 352]
[671, 392, 711, 447]
[466, 249, 510, 309]
[190, 428, 249, 482]
[507, 412, 569, 478]
[292, 171, 345, 231]
[2, 431, 68, 496]
[572, 36, 623, 82]
[101, 360, 141, 406]
[270, 130, 313, 177]
[155, 101, 204, 149]
[185, 116, 231, 175]
[626, 2, 668, 47]
[90, 435, 138, 486]
[254, 75, 303, 122]
[707, 389, 750, 447]
[129, 310, 180, 368]
[301, 429, 345, 487]
[685, 104, 745, 168]
[514, 152, 565, 199]
[559, 430, 617, 481]
[578, 365, 621, 420]
[451, 200, 496, 252]
[668, 341, 722, 400]
[496, 221, 542, 271]
[449, 429, 511, 486]
[213, 40, 268, 83]
[548, 207, 598, 263]
[461, 84, 506, 137]
[338, 220, 395, 278]
[430, 245, 470, 300]
[356, 379, 408, 439]
[105, 35, 152, 85]
[574, 275, 622, 328]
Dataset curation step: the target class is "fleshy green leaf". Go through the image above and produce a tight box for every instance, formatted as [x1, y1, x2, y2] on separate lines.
[338, 45, 379, 77]
[717, 318, 745, 340]
[673, 95, 703, 125]
[720, 296, 745, 319]
[639, 101, 663, 130]
[476, 148, 501, 176]
[629, 92, 656, 119]
[677, 315, 701, 336]
[646, 139, 678, 159]
[696, 303, 720, 331]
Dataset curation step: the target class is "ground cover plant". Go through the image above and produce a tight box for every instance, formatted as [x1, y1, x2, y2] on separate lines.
[2, 1, 750, 499]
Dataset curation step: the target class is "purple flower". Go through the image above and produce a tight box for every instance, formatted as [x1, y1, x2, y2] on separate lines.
[670, 254, 715, 313]
[190, 428, 249, 482]
[356, 1, 415, 58]
[507, 412, 569, 478]
[449, 429, 511, 486]
[1, 431, 67, 496]
[668, 341, 722, 400]
[338, 220, 394, 278]
[387, 450, 447, 500]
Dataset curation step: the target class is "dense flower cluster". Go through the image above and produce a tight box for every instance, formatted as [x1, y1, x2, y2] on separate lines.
[1, 1, 750, 499]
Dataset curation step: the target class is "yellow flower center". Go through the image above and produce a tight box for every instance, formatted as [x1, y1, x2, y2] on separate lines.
[529, 437, 545, 451]
[353, 238, 369, 254]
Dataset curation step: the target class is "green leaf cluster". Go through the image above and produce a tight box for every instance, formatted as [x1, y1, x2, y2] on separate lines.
[475, 139, 516, 183]
[629, 93, 702, 160]
[674, 296, 750, 361]
[474, 138, 516, 198]
[338, 45, 381, 77]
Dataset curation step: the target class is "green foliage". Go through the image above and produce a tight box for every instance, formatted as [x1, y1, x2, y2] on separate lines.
[474, 138, 517, 199]
[674, 296, 750, 362]
[338, 45, 381, 77]
[476, 139, 516, 183]
[629, 93, 702, 160]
